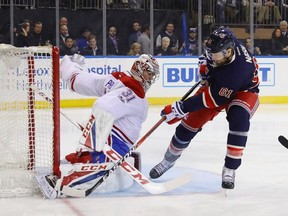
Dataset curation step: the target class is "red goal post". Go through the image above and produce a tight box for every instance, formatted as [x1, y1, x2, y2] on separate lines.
[0, 44, 60, 197]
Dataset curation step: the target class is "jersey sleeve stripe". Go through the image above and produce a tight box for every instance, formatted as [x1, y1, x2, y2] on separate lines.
[70, 73, 79, 92]
[202, 87, 219, 108]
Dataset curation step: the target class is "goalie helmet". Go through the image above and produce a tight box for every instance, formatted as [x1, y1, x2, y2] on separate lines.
[130, 54, 160, 92]
[205, 27, 235, 63]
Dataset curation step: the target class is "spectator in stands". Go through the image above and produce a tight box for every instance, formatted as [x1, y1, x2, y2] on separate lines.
[242, 0, 262, 23]
[128, 21, 142, 48]
[244, 37, 262, 55]
[127, 42, 142, 56]
[59, 16, 68, 28]
[60, 36, 78, 56]
[257, 0, 281, 24]
[15, 19, 31, 47]
[28, 21, 46, 46]
[59, 24, 69, 49]
[76, 27, 92, 52]
[279, 20, 288, 38]
[270, 27, 288, 54]
[80, 34, 103, 56]
[137, 24, 151, 54]
[155, 22, 179, 54]
[179, 27, 198, 56]
[154, 36, 175, 56]
[106, 25, 122, 55]
[50, 17, 72, 45]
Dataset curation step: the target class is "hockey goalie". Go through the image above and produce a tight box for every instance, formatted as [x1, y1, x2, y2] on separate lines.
[36, 54, 160, 198]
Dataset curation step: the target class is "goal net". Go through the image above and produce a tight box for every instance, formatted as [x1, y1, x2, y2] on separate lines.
[0, 44, 60, 197]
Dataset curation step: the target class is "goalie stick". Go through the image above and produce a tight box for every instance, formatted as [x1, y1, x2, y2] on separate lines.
[278, 135, 288, 149]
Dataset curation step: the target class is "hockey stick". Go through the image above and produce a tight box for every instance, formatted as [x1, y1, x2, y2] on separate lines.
[135, 80, 201, 148]
[61, 80, 201, 197]
[278, 135, 288, 149]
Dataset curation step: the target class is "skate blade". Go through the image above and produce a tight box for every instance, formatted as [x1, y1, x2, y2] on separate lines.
[222, 188, 235, 198]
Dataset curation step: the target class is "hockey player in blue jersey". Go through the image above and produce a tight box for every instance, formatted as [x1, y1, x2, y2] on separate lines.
[150, 27, 260, 189]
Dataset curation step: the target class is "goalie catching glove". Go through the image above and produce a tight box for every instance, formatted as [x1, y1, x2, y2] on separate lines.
[161, 101, 188, 124]
[70, 53, 86, 67]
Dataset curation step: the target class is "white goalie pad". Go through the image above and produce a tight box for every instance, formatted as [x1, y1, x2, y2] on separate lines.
[60, 156, 135, 195]
[78, 107, 115, 152]
[93, 107, 115, 152]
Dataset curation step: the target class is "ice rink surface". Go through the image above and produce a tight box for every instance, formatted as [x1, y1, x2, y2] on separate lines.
[1, 104, 288, 216]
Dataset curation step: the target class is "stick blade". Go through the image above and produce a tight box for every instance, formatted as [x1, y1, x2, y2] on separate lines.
[161, 173, 192, 192]
[61, 185, 86, 198]
[278, 135, 288, 149]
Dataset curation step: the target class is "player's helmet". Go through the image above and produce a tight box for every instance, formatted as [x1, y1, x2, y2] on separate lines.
[130, 54, 160, 92]
[205, 27, 235, 61]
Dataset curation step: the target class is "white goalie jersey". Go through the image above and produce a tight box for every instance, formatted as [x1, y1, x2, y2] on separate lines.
[60, 55, 149, 146]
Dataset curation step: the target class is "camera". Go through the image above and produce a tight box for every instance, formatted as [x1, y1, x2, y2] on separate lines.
[15, 20, 30, 35]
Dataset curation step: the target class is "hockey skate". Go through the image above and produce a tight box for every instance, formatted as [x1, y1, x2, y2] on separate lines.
[149, 159, 175, 179]
[149, 149, 180, 179]
[35, 174, 59, 199]
[222, 166, 235, 189]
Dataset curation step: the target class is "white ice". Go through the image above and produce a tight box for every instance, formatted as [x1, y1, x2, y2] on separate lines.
[1, 104, 288, 216]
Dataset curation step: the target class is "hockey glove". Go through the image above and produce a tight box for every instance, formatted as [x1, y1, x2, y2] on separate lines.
[198, 55, 209, 81]
[161, 101, 187, 125]
[70, 54, 86, 67]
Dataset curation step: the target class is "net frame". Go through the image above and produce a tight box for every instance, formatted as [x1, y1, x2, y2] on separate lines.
[0, 44, 60, 197]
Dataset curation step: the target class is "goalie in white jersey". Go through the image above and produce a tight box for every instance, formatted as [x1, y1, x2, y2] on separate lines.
[40, 54, 159, 198]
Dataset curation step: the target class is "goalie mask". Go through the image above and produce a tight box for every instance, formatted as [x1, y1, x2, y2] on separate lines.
[205, 27, 235, 67]
[130, 54, 160, 92]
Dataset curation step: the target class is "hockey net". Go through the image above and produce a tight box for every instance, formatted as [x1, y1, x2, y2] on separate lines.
[0, 44, 60, 197]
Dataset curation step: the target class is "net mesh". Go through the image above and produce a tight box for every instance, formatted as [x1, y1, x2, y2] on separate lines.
[0, 44, 58, 197]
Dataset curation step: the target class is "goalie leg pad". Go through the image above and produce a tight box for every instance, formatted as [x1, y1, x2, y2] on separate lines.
[60, 157, 136, 194]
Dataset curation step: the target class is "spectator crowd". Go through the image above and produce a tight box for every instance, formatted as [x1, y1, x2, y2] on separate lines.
[3, 0, 288, 56]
